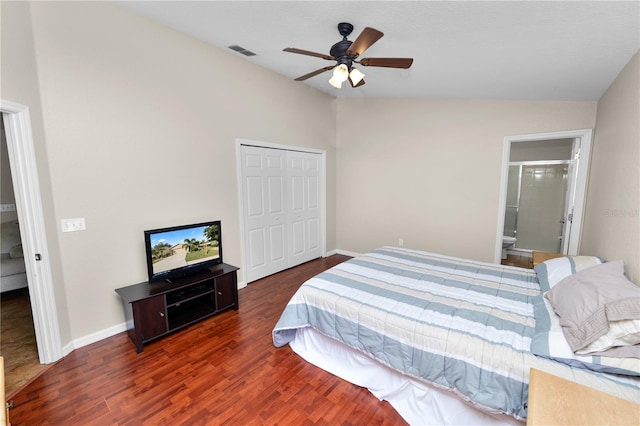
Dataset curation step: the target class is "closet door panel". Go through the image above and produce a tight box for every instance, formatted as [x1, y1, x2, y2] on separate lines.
[291, 220, 305, 256]
[241, 146, 287, 282]
[287, 151, 322, 267]
[247, 228, 266, 270]
[307, 217, 320, 252]
[269, 223, 286, 263]
[246, 177, 264, 217]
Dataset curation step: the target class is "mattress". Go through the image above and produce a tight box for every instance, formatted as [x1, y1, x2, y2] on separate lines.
[273, 247, 640, 423]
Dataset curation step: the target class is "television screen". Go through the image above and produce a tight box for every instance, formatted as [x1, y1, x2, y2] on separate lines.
[144, 220, 222, 283]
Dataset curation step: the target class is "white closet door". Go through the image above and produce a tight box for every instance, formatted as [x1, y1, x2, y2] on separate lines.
[287, 151, 322, 266]
[240, 146, 287, 283]
[240, 144, 324, 283]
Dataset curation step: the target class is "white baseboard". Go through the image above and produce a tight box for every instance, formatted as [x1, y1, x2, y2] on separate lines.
[333, 249, 362, 258]
[64, 322, 128, 355]
[65, 250, 356, 354]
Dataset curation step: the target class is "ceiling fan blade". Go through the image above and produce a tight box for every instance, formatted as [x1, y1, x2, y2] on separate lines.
[283, 48, 335, 61]
[294, 66, 335, 81]
[346, 27, 384, 57]
[359, 57, 414, 69]
[348, 76, 366, 88]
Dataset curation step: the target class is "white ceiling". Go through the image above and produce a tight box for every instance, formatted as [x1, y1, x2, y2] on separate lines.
[118, 1, 639, 100]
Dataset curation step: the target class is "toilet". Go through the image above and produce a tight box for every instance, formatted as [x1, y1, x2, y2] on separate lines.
[502, 236, 517, 259]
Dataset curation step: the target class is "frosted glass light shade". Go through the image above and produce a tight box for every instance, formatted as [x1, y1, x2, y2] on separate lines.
[349, 68, 365, 86]
[329, 64, 349, 88]
[328, 76, 343, 88]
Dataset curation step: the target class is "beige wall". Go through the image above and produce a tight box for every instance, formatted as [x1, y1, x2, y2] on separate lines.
[582, 51, 639, 284]
[2, 2, 337, 345]
[335, 99, 597, 261]
[1, 1, 72, 344]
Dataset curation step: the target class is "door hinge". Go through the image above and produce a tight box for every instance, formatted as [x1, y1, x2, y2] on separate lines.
[568, 213, 573, 223]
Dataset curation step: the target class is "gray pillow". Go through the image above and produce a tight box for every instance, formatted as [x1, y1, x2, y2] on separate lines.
[545, 260, 640, 358]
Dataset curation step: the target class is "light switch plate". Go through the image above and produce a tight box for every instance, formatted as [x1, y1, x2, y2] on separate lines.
[61, 218, 86, 232]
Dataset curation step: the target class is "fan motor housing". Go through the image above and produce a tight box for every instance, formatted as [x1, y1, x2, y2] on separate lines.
[330, 40, 352, 57]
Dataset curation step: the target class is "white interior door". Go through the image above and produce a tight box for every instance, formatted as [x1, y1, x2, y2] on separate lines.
[287, 151, 322, 266]
[239, 143, 324, 283]
[240, 146, 287, 282]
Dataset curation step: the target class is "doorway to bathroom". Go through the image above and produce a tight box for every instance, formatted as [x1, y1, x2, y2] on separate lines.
[495, 129, 593, 264]
[504, 161, 571, 253]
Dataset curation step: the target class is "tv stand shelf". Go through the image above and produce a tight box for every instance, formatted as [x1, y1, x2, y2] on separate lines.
[115, 263, 239, 353]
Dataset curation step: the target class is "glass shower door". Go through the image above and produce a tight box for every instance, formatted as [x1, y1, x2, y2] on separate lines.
[517, 164, 568, 252]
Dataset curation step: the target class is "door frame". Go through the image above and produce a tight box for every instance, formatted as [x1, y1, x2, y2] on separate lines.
[494, 129, 593, 263]
[1, 99, 63, 364]
[235, 139, 326, 287]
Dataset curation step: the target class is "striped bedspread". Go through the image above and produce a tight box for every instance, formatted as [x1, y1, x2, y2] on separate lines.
[273, 247, 640, 420]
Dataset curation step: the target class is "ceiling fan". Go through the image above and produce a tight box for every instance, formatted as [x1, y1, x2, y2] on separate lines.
[283, 22, 414, 89]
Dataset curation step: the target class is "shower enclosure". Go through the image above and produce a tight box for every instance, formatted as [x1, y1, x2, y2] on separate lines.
[504, 161, 570, 253]
[497, 131, 593, 263]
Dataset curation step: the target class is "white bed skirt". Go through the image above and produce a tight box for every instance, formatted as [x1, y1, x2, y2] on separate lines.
[289, 327, 524, 426]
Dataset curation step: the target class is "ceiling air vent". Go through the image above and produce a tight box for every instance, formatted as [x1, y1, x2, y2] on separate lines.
[228, 45, 256, 57]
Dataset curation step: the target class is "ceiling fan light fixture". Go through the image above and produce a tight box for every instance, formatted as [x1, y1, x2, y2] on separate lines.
[333, 63, 349, 82]
[285, 23, 413, 89]
[328, 75, 343, 89]
[329, 63, 349, 88]
[349, 67, 365, 86]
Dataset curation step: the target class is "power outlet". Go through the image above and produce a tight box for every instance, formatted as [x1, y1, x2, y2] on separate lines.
[0, 204, 16, 212]
[61, 218, 86, 233]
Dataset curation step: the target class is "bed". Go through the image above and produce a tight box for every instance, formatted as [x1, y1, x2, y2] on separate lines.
[1, 221, 27, 293]
[273, 247, 640, 425]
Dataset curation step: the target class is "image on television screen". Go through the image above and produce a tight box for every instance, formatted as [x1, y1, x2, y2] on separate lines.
[149, 223, 220, 276]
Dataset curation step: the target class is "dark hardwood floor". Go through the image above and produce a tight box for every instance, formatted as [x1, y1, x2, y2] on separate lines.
[8, 255, 407, 425]
[1, 288, 48, 396]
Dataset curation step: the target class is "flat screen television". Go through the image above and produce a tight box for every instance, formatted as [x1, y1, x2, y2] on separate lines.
[144, 220, 222, 283]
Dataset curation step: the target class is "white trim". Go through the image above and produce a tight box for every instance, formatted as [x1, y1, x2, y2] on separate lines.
[495, 129, 593, 263]
[237, 138, 326, 155]
[235, 138, 327, 283]
[1, 99, 63, 364]
[334, 249, 362, 258]
[65, 323, 128, 355]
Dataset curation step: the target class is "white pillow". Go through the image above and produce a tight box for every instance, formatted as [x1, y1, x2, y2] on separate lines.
[534, 255, 604, 292]
[577, 319, 640, 355]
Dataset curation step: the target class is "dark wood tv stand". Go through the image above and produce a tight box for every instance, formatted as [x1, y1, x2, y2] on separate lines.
[115, 263, 239, 353]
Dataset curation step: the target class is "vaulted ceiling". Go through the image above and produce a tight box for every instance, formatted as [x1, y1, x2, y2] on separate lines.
[118, 1, 639, 100]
